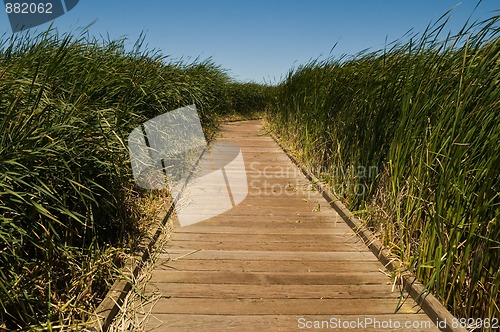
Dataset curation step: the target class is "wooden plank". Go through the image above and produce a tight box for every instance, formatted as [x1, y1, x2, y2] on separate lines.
[162, 240, 367, 252]
[147, 298, 421, 315]
[146, 283, 402, 299]
[149, 270, 392, 285]
[144, 314, 439, 332]
[158, 250, 380, 262]
[172, 225, 352, 235]
[175, 204, 333, 213]
[170, 232, 364, 243]
[179, 196, 331, 205]
[154, 259, 386, 273]
[173, 217, 343, 227]
[176, 210, 341, 218]
[179, 220, 354, 230]
[174, 209, 331, 216]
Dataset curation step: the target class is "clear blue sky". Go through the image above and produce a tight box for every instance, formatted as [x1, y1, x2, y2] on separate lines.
[1, 1, 498, 83]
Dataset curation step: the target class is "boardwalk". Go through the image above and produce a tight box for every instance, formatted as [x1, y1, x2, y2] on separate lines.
[142, 120, 440, 331]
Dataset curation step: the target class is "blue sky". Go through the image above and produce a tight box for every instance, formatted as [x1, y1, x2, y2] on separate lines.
[1, 1, 498, 83]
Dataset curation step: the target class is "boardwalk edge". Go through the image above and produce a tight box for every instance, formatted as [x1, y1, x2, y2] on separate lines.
[269, 131, 467, 332]
[87, 202, 176, 331]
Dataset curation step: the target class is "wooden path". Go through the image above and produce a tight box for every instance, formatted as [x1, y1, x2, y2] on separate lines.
[142, 120, 440, 331]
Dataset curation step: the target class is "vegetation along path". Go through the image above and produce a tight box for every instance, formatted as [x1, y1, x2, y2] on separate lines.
[135, 120, 443, 331]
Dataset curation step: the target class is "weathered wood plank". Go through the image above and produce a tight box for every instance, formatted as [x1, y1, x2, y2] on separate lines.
[144, 314, 439, 332]
[162, 240, 367, 252]
[177, 220, 355, 229]
[149, 270, 392, 285]
[147, 298, 420, 315]
[172, 225, 352, 235]
[158, 249, 380, 262]
[169, 232, 364, 243]
[147, 283, 403, 299]
[154, 259, 386, 273]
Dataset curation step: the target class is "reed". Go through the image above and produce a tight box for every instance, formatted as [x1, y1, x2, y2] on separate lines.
[227, 82, 275, 117]
[268, 12, 499, 323]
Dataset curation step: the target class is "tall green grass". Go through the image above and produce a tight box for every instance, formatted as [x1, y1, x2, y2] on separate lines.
[0, 29, 272, 329]
[227, 82, 275, 118]
[268, 13, 499, 322]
